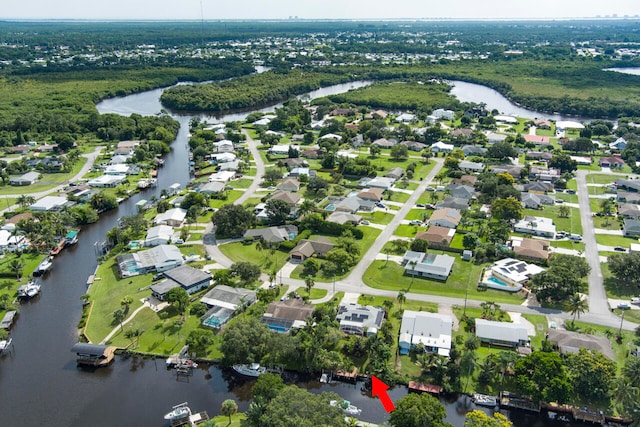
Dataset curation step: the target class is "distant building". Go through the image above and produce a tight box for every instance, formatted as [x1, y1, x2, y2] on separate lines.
[9, 171, 39, 186]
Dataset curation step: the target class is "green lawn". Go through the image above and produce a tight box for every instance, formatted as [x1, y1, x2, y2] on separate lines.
[522, 314, 550, 349]
[566, 179, 578, 191]
[522, 206, 582, 235]
[595, 234, 636, 248]
[0, 157, 88, 195]
[554, 192, 579, 203]
[386, 191, 410, 203]
[550, 240, 585, 251]
[601, 262, 640, 300]
[587, 186, 611, 196]
[297, 288, 328, 300]
[358, 210, 396, 225]
[404, 209, 431, 221]
[593, 217, 623, 231]
[586, 173, 619, 185]
[228, 178, 254, 189]
[394, 224, 428, 237]
[363, 257, 526, 304]
[209, 190, 244, 208]
[218, 241, 288, 273]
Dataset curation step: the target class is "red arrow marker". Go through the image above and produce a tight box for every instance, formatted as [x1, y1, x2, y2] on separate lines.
[371, 375, 395, 413]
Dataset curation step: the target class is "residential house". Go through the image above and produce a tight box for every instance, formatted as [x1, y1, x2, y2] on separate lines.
[546, 329, 615, 361]
[280, 158, 306, 169]
[509, 237, 550, 262]
[110, 154, 130, 165]
[458, 160, 484, 173]
[262, 299, 314, 333]
[446, 183, 476, 200]
[617, 191, 640, 204]
[7, 145, 30, 155]
[289, 239, 336, 262]
[395, 113, 415, 123]
[145, 225, 174, 247]
[200, 285, 257, 328]
[524, 135, 551, 146]
[436, 197, 469, 211]
[490, 165, 523, 178]
[362, 177, 395, 190]
[87, 174, 126, 188]
[401, 140, 427, 152]
[211, 152, 236, 163]
[268, 145, 291, 155]
[319, 133, 342, 142]
[485, 132, 508, 144]
[399, 311, 452, 356]
[197, 181, 226, 195]
[334, 196, 375, 213]
[351, 134, 365, 148]
[415, 226, 455, 249]
[386, 167, 405, 180]
[525, 151, 553, 161]
[357, 188, 385, 202]
[454, 175, 478, 186]
[116, 245, 183, 277]
[243, 225, 298, 244]
[461, 145, 487, 156]
[570, 156, 592, 165]
[326, 211, 361, 225]
[431, 109, 455, 120]
[115, 140, 139, 155]
[9, 171, 40, 186]
[475, 319, 530, 348]
[428, 208, 462, 229]
[219, 161, 240, 172]
[430, 141, 454, 153]
[150, 265, 212, 300]
[513, 216, 556, 238]
[610, 137, 627, 151]
[330, 108, 353, 117]
[301, 148, 322, 159]
[213, 140, 234, 153]
[494, 115, 518, 124]
[336, 304, 385, 336]
[530, 166, 561, 182]
[104, 164, 130, 175]
[268, 190, 301, 208]
[521, 192, 556, 209]
[401, 251, 455, 280]
[208, 171, 235, 183]
[599, 156, 625, 168]
[533, 119, 552, 129]
[623, 218, 640, 237]
[0, 229, 26, 252]
[617, 203, 640, 218]
[289, 167, 316, 179]
[615, 179, 640, 192]
[523, 181, 554, 193]
[372, 138, 395, 149]
[29, 196, 69, 212]
[488, 257, 545, 288]
[155, 208, 187, 227]
[277, 178, 300, 193]
[452, 128, 473, 139]
[2, 212, 34, 232]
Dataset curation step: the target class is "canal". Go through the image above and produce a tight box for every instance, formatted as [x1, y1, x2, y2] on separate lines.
[0, 78, 590, 426]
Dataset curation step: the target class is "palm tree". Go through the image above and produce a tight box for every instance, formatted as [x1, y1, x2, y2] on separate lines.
[113, 308, 126, 332]
[220, 399, 238, 426]
[565, 293, 588, 324]
[396, 291, 406, 310]
[17, 194, 36, 209]
[610, 377, 638, 417]
[297, 199, 316, 218]
[304, 277, 315, 297]
[9, 257, 24, 280]
[120, 295, 133, 314]
[408, 260, 418, 287]
[383, 246, 392, 266]
[460, 349, 477, 393]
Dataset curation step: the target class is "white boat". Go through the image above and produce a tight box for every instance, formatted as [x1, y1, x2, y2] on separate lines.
[149, 178, 158, 187]
[473, 393, 498, 407]
[232, 363, 266, 377]
[0, 337, 12, 353]
[17, 281, 41, 299]
[34, 256, 53, 276]
[163, 402, 191, 421]
[330, 399, 362, 416]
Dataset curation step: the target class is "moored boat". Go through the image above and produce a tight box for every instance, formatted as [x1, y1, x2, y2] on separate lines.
[330, 399, 362, 416]
[0, 337, 12, 353]
[164, 402, 191, 421]
[232, 362, 266, 377]
[33, 256, 53, 276]
[473, 393, 498, 407]
[17, 281, 41, 299]
[64, 230, 79, 246]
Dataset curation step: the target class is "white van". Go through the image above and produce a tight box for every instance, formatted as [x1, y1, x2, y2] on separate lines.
[569, 234, 582, 241]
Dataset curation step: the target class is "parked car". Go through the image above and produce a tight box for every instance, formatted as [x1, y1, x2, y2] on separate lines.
[425, 187, 436, 192]
[569, 234, 582, 241]
[555, 199, 564, 204]
[614, 246, 627, 252]
[416, 204, 425, 208]
[618, 302, 631, 310]
[556, 231, 567, 239]
[375, 202, 386, 208]
[631, 297, 640, 305]
[409, 220, 423, 225]
[360, 220, 370, 225]
[565, 189, 576, 194]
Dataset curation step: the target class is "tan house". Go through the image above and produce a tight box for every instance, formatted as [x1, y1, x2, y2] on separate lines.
[289, 239, 335, 262]
[269, 190, 301, 207]
[428, 208, 462, 229]
[510, 237, 550, 261]
[277, 178, 300, 192]
[415, 226, 455, 249]
[357, 188, 385, 202]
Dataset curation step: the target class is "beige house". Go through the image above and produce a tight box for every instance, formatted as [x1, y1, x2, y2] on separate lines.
[289, 239, 335, 262]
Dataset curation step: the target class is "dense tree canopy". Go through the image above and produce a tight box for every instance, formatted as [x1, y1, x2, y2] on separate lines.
[212, 204, 256, 238]
[515, 351, 572, 403]
[389, 393, 452, 427]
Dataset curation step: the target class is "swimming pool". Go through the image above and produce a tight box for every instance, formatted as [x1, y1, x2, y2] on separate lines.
[325, 204, 336, 211]
[486, 276, 509, 287]
[202, 308, 233, 328]
[482, 275, 522, 292]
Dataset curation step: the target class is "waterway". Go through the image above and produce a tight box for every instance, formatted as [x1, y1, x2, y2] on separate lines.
[0, 78, 590, 427]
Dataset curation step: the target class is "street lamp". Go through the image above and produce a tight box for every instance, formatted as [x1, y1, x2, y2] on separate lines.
[618, 308, 626, 337]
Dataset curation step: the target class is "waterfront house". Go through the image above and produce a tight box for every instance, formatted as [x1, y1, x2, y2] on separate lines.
[197, 181, 226, 195]
[401, 251, 455, 280]
[399, 311, 452, 356]
[29, 196, 69, 212]
[262, 299, 314, 333]
[547, 329, 615, 361]
[87, 174, 127, 188]
[150, 265, 212, 300]
[475, 319, 530, 348]
[9, 171, 40, 186]
[428, 208, 461, 229]
[116, 244, 183, 277]
[144, 225, 174, 247]
[336, 304, 385, 336]
[155, 208, 187, 227]
[0, 229, 26, 252]
[200, 285, 256, 329]
[289, 239, 335, 262]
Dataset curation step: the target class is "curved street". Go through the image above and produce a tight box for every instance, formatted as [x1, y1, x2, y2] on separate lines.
[202, 134, 638, 332]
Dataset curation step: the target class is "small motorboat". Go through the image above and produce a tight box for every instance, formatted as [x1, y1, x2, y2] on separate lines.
[163, 402, 191, 421]
[473, 393, 498, 407]
[232, 363, 266, 377]
[17, 281, 41, 299]
[0, 337, 12, 353]
[34, 256, 53, 276]
[330, 399, 362, 416]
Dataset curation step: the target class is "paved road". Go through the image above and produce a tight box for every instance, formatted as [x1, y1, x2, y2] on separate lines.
[0, 146, 104, 216]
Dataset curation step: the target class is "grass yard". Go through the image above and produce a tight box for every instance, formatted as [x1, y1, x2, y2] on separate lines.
[0, 157, 88, 195]
[363, 258, 526, 304]
[209, 190, 244, 208]
[554, 192, 579, 203]
[297, 288, 328, 300]
[404, 209, 431, 221]
[228, 178, 253, 189]
[601, 262, 640, 300]
[522, 314, 550, 349]
[586, 173, 619, 185]
[386, 191, 411, 203]
[358, 211, 395, 225]
[523, 206, 582, 235]
[358, 295, 438, 314]
[550, 240, 585, 252]
[566, 179, 578, 191]
[218, 241, 288, 273]
[595, 234, 636, 248]
[394, 224, 428, 237]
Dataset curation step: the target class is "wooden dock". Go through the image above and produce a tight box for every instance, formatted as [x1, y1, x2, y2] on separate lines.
[499, 391, 540, 413]
[408, 381, 443, 395]
[170, 411, 209, 426]
[333, 368, 358, 383]
[572, 407, 605, 425]
[0, 310, 17, 329]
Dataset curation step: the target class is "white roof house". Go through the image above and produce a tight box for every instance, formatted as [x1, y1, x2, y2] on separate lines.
[475, 318, 530, 348]
[30, 196, 68, 211]
[0, 229, 26, 251]
[431, 109, 455, 120]
[212, 152, 236, 163]
[336, 304, 385, 336]
[399, 311, 452, 356]
[145, 225, 174, 247]
[219, 161, 240, 172]
[319, 133, 342, 141]
[513, 216, 556, 238]
[489, 257, 545, 287]
[430, 141, 454, 153]
[208, 171, 235, 183]
[402, 251, 455, 281]
[556, 121, 585, 130]
[268, 145, 293, 155]
[253, 117, 271, 126]
[87, 174, 126, 188]
[395, 113, 416, 123]
[155, 208, 187, 227]
[494, 115, 518, 124]
[104, 164, 130, 175]
[116, 244, 184, 277]
[362, 177, 395, 190]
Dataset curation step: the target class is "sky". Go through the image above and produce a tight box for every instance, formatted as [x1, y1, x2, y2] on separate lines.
[1, 0, 639, 21]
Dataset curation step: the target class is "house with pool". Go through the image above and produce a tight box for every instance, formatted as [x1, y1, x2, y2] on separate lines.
[480, 257, 545, 292]
[199, 285, 256, 329]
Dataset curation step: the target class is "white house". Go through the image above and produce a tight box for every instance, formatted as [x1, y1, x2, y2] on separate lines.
[104, 164, 130, 175]
[494, 115, 518, 124]
[268, 145, 293, 155]
[513, 216, 556, 238]
[401, 251, 455, 281]
[395, 113, 416, 123]
[145, 225, 174, 247]
[116, 244, 183, 277]
[430, 141, 454, 153]
[0, 229, 26, 252]
[488, 258, 545, 288]
[336, 304, 385, 336]
[30, 196, 68, 212]
[475, 319, 530, 348]
[319, 133, 343, 141]
[155, 208, 187, 227]
[211, 152, 236, 163]
[87, 174, 126, 188]
[431, 109, 455, 120]
[399, 311, 452, 356]
[208, 171, 235, 183]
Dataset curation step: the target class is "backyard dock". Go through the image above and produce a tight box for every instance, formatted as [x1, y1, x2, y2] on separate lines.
[332, 368, 358, 383]
[408, 381, 443, 395]
[499, 391, 540, 413]
[0, 310, 17, 330]
[572, 407, 605, 425]
[170, 411, 209, 426]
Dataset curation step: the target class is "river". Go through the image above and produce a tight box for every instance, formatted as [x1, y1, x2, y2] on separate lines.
[0, 78, 586, 427]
